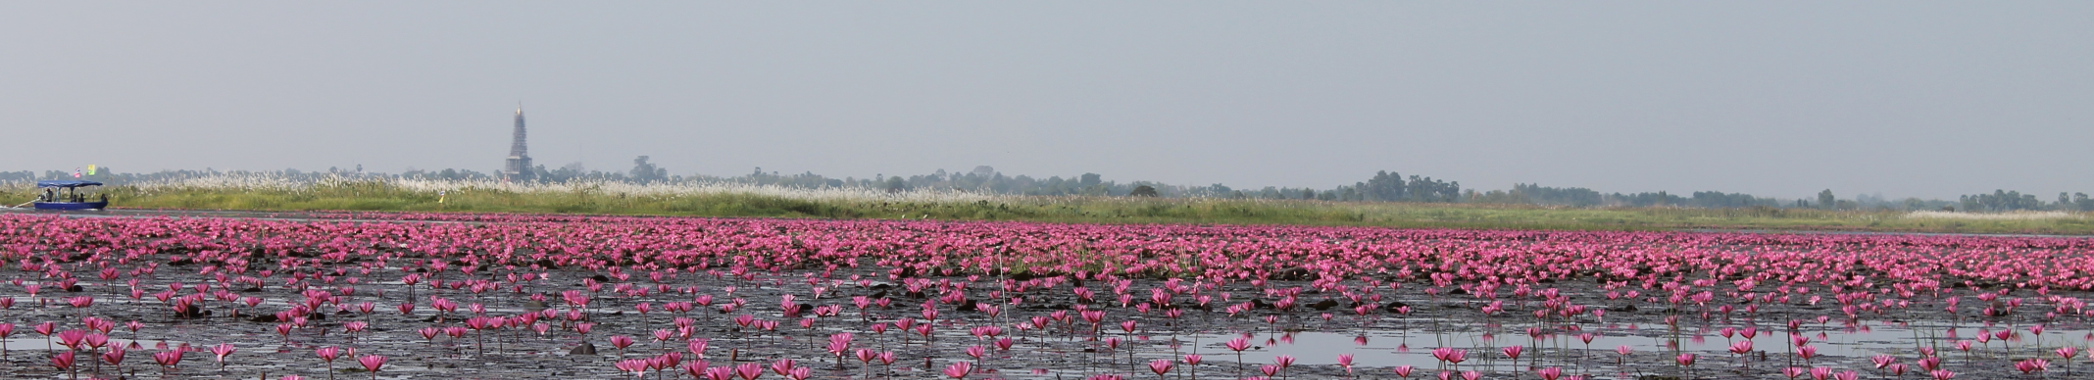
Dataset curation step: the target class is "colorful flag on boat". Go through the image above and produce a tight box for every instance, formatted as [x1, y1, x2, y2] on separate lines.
[87, 165, 97, 175]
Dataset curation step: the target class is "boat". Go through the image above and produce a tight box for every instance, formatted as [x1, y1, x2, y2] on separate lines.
[32, 180, 109, 210]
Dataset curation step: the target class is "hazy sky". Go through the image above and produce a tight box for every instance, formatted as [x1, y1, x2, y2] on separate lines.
[4, 2, 2089, 199]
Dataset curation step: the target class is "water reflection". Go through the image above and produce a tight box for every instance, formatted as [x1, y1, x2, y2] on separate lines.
[0, 337, 186, 351]
[1182, 321, 2094, 371]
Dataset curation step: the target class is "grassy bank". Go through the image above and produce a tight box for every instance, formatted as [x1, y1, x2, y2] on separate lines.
[11, 179, 2093, 235]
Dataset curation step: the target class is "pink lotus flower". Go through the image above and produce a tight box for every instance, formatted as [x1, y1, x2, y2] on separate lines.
[102, 346, 126, 365]
[1431, 348, 1467, 365]
[315, 346, 342, 362]
[689, 339, 711, 357]
[358, 354, 387, 379]
[1536, 367, 1562, 380]
[81, 333, 107, 350]
[154, 349, 184, 368]
[2017, 358, 2050, 374]
[1148, 359, 1174, 376]
[52, 350, 77, 371]
[943, 361, 973, 379]
[736, 362, 764, 380]
[616, 359, 650, 377]
[1870, 354, 1895, 369]
[15, 201, 2094, 380]
[827, 332, 853, 356]
[212, 343, 236, 367]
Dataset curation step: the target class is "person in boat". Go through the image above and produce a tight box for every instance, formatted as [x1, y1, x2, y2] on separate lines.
[42, 188, 54, 202]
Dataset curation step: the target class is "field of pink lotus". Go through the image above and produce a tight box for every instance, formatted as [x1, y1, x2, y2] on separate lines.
[2, 211, 2093, 380]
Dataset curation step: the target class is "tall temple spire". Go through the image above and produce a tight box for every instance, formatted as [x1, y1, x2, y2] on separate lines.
[503, 104, 535, 182]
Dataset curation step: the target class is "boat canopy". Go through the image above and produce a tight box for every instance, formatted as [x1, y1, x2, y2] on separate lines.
[37, 180, 104, 188]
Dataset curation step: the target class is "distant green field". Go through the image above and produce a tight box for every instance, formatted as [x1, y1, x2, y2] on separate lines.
[17, 180, 2094, 235]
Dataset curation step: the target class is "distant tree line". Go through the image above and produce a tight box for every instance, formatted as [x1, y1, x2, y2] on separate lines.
[7, 159, 2092, 213]
[1958, 190, 2094, 212]
[0, 166, 381, 185]
[849, 167, 1223, 198]
[1468, 184, 1785, 208]
[1589, 186, 1777, 208]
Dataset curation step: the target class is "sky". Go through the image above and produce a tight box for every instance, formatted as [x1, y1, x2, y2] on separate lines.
[2, 2, 2089, 200]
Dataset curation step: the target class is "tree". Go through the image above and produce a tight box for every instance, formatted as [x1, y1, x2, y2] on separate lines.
[1403, 175, 1459, 202]
[1079, 173, 1101, 187]
[1362, 171, 1405, 201]
[629, 156, 668, 182]
[1957, 189, 2051, 212]
[531, 164, 552, 180]
[1817, 189, 1836, 209]
[1128, 185, 1159, 197]
[881, 176, 908, 193]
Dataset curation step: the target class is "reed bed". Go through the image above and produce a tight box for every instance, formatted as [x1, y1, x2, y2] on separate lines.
[5, 175, 2092, 235]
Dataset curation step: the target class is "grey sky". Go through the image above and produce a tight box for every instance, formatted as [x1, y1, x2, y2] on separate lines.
[3, 2, 2089, 199]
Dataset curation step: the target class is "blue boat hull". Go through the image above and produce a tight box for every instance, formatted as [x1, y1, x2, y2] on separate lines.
[34, 201, 108, 211]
